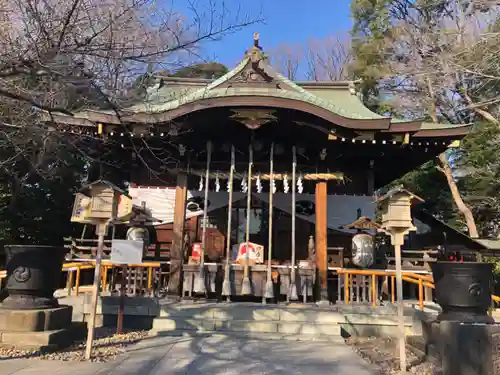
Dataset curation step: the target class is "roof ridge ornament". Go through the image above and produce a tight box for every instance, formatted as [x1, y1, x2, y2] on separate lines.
[246, 32, 264, 64]
[254, 32, 260, 49]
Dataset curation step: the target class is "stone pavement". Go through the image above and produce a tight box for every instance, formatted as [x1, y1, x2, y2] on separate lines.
[0, 335, 377, 375]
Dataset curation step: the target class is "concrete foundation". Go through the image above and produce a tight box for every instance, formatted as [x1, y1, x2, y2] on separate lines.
[438, 321, 500, 375]
[0, 305, 72, 332]
[0, 305, 85, 350]
[408, 311, 500, 375]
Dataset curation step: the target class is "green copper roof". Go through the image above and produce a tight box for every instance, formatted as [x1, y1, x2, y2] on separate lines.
[40, 37, 472, 136]
[132, 56, 387, 121]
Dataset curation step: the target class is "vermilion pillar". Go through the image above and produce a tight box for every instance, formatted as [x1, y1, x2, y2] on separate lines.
[315, 181, 328, 301]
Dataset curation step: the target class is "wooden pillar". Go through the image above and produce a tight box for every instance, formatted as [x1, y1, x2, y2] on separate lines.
[315, 181, 328, 301]
[168, 171, 188, 296]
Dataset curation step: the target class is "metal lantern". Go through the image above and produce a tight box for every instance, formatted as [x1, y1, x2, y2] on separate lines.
[126, 226, 150, 258]
[351, 233, 375, 268]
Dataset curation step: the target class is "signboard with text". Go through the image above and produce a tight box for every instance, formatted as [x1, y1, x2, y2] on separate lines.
[111, 240, 143, 264]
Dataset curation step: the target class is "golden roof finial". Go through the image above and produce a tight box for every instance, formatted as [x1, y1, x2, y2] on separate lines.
[253, 32, 260, 48]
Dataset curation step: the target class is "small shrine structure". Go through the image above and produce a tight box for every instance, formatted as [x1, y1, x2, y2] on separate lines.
[42, 34, 472, 301]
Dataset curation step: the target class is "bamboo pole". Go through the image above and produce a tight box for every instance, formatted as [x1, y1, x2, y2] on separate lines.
[264, 143, 275, 301]
[393, 236, 407, 372]
[222, 146, 235, 299]
[289, 146, 298, 301]
[116, 265, 126, 334]
[241, 145, 253, 295]
[85, 219, 112, 360]
[195, 140, 212, 294]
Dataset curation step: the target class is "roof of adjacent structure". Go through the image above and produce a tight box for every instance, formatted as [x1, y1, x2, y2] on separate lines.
[40, 34, 473, 137]
[412, 208, 500, 254]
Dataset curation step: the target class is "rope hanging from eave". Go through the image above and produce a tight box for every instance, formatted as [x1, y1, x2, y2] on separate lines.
[179, 169, 346, 182]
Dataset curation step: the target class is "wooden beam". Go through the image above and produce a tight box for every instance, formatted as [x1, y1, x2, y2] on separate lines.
[168, 171, 188, 296]
[315, 181, 328, 300]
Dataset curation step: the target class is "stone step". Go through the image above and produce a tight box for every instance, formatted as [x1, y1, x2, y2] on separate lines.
[150, 330, 345, 342]
[149, 328, 343, 342]
[157, 303, 344, 323]
[151, 317, 341, 336]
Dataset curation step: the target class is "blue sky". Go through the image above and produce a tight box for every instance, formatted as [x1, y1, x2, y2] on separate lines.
[173, 0, 353, 67]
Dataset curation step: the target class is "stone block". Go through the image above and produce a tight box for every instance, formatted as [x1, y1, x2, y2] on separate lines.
[158, 307, 214, 319]
[83, 313, 104, 328]
[152, 318, 215, 332]
[438, 321, 500, 375]
[340, 322, 413, 338]
[278, 322, 341, 336]
[0, 322, 86, 350]
[216, 320, 278, 333]
[83, 302, 102, 315]
[342, 313, 412, 325]
[0, 306, 72, 332]
[279, 310, 344, 324]
[101, 304, 150, 316]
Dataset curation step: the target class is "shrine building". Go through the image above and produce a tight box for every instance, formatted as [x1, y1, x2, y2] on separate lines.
[43, 34, 473, 301]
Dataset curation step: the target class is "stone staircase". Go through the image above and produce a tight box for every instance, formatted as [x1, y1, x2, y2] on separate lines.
[150, 302, 343, 341]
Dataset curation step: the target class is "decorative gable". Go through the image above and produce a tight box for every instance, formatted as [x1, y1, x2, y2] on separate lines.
[216, 32, 301, 92]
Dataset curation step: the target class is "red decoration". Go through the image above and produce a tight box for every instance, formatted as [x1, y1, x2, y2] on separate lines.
[191, 243, 202, 260]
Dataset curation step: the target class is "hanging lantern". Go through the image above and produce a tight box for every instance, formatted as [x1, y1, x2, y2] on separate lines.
[351, 233, 375, 268]
[126, 226, 150, 257]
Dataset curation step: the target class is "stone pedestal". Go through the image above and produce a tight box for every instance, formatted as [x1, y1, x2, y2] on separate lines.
[424, 262, 498, 375]
[0, 305, 86, 350]
[438, 320, 500, 375]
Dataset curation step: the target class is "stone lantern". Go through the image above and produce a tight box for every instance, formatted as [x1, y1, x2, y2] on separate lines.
[378, 186, 423, 232]
[71, 180, 131, 360]
[72, 180, 129, 223]
[376, 185, 424, 373]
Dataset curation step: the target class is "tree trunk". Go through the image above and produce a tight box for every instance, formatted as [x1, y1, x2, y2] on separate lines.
[438, 153, 479, 238]
[428, 79, 479, 238]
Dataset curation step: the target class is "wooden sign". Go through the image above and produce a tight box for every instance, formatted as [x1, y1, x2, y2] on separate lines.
[70, 193, 92, 223]
[111, 240, 144, 264]
[236, 242, 264, 264]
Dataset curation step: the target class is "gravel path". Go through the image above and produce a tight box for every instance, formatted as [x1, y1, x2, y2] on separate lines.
[346, 337, 443, 375]
[0, 328, 148, 362]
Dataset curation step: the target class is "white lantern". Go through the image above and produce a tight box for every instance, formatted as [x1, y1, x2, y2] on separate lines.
[351, 233, 374, 268]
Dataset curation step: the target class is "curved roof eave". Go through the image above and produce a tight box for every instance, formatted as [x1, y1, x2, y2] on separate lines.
[413, 123, 473, 137]
[123, 93, 392, 130]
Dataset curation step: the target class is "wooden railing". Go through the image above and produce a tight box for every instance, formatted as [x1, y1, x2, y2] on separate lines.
[337, 268, 500, 311]
[337, 269, 435, 311]
[2, 263, 500, 308]
[64, 238, 172, 260]
[0, 261, 169, 297]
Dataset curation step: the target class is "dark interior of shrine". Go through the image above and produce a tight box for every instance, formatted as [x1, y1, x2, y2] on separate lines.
[131, 106, 457, 191]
